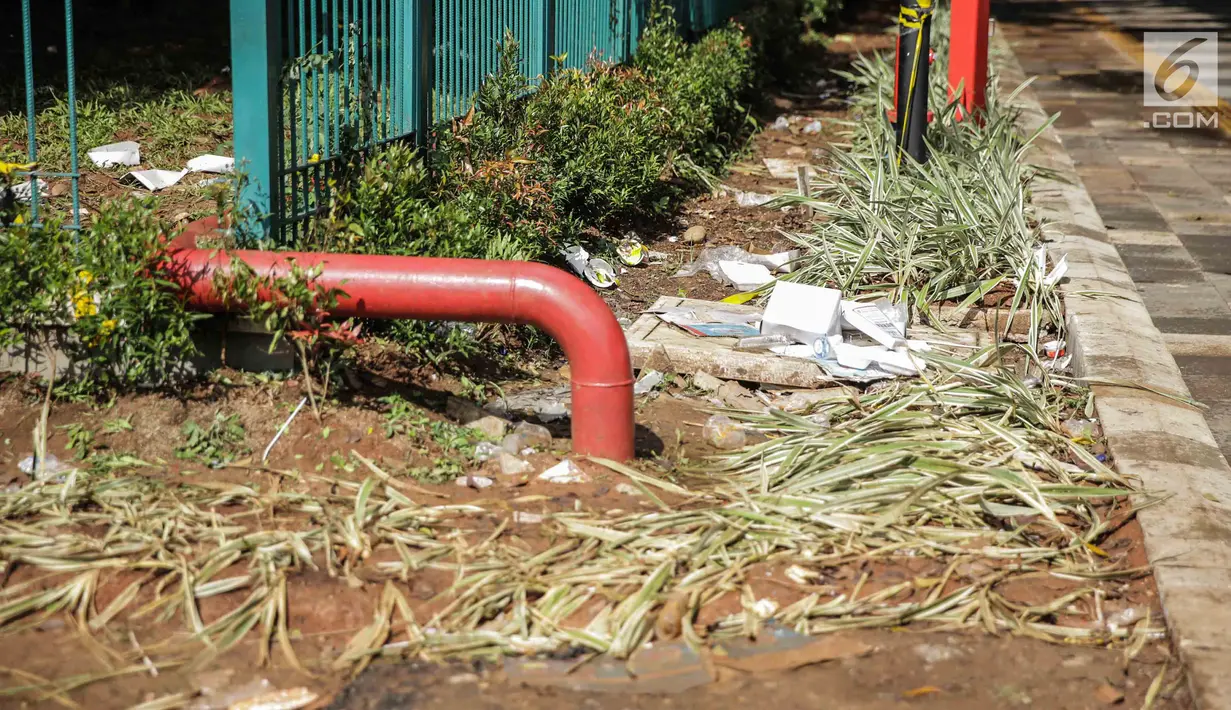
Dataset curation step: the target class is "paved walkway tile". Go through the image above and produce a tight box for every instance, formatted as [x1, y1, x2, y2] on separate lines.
[999, 0, 1231, 460]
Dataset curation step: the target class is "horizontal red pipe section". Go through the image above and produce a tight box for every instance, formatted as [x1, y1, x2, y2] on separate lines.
[169, 248, 635, 461]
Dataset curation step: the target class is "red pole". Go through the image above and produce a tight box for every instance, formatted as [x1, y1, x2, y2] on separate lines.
[948, 0, 990, 120]
[169, 248, 637, 461]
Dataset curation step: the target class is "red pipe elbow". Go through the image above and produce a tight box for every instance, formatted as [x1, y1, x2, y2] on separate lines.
[169, 248, 636, 461]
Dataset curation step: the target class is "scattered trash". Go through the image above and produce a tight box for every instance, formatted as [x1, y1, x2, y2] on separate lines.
[456, 475, 494, 489]
[1044, 254, 1069, 287]
[719, 260, 776, 291]
[675, 246, 797, 285]
[499, 452, 532, 475]
[187, 154, 235, 174]
[489, 385, 571, 422]
[761, 281, 843, 346]
[802, 119, 823, 134]
[1061, 417, 1101, 442]
[682, 224, 707, 244]
[88, 140, 141, 168]
[703, 414, 746, 449]
[773, 388, 846, 413]
[539, 459, 588, 484]
[840, 298, 908, 348]
[262, 396, 307, 462]
[1103, 606, 1144, 632]
[710, 625, 873, 674]
[512, 510, 543, 524]
[769, 115, 791, 131]
[562, 244, 590, 276]
[124, 168, 188, 191]
[617, 236, 646, 266]
[652, 302, 762, 337]
[1043, 340, 1066, 358]
[12, 178, 47, 203]
[735, 190, 775, 208]
[584, 257, 618, 289]
[198, 176, 229, 188]
[762, 157, 810, 180]
[734, 333, 794, 351]
[512, 421, 553, 449]
[633, 369, 665, 395]
[17, 454, 73, 481]
[474, 441, 504, 461]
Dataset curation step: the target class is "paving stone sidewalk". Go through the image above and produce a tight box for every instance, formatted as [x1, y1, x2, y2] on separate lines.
[996, 0, 1231, 458]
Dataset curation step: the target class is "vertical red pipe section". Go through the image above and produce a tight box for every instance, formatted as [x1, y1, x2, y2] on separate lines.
[170, 248, 636, 461]
[948, 0, 990, 120]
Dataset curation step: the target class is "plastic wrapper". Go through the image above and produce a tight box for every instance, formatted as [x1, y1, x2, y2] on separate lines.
[703, 414, 746, 450]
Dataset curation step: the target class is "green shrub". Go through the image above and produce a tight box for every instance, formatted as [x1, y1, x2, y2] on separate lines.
[0, 198, 205, 392]
[638, 6, 756, 169]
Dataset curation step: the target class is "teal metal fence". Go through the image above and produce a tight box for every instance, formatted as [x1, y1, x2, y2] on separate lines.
[15, 0, 81, 231]
[231, 0, 742, 242]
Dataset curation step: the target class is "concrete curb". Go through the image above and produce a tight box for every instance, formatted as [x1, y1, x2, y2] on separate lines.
[992, 30, 1231, 709]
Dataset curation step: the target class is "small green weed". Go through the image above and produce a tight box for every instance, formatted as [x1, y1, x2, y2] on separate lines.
[175, 412, 249, 467]
[60, 422, 95, 460]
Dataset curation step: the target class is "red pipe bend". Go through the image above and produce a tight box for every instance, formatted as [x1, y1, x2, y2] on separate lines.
[170, 248, 635, 461]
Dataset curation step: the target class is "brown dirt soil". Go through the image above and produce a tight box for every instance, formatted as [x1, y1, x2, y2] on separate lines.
[326, 630, 1191, 710]
[0, 10, 1185, 710]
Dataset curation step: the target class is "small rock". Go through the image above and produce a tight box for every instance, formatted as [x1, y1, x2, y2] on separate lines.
[446, 396, 486, 423]
[683, 225, 707, 244]
[692, 371, 723, 392]
[802, 119, 822, 135]
[448, 673, 481, 685]
[468, 415, 508, 440]
[785, 146, 808, 158]
[172, 211, 192, 224]
[456, 474, 494, 489]
[49, 181, 70, 197]
[498, 452, 531, 475]
[557, 364, 571, 381]
[615, 482, 642, 496]
[717, 380, 761, 410]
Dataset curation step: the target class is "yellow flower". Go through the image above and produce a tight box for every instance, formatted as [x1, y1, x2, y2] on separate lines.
[308, 153, 321, 163]
[72, 290, 98, 318]
[0, 160, 36, 177]
[77, 270, 93, 285]
[100, 319, 117, 335]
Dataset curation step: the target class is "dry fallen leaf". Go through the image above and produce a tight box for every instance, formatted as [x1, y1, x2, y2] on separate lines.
[902, 685, 943, 699]
[1094, 683, 1125, 705]
[710, 635, 873, 673]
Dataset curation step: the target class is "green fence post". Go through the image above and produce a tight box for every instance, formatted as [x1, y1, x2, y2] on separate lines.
[542, 0, 555, 77]
[230, 0, 283, 241]
[416, 0, 434, 145]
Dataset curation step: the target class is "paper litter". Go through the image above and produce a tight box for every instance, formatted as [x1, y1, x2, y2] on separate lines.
[187, 154, 235, 173]
[124, 169, 188, 191]
[88, 141, 140, 168]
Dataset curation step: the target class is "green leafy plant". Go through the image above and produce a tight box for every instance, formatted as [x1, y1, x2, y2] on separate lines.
[60, 422, 95, 460]
[175, 412, 249, 467]
[0, 197, 206, 399]
[214, 258, 359, 419]
[380, 394, 430, 438]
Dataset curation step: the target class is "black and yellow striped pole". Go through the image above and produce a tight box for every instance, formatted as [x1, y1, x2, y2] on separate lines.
[893, 0, 934, 164]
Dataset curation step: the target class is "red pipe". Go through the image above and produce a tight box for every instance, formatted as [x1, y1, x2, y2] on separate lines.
[169, 248, 636, 461]
[948, 0, 990, 121]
